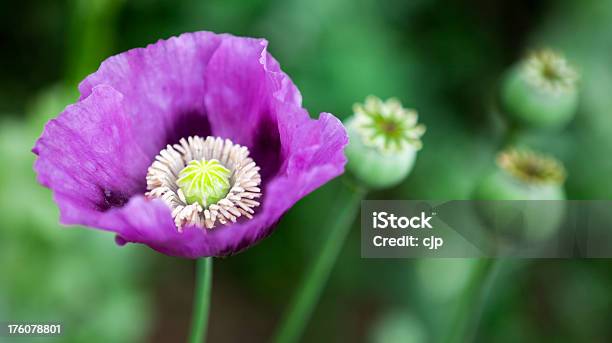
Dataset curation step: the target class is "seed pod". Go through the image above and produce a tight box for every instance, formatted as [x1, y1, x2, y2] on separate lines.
[473, 148, 566, 242]
[344, 96, 425, 189]
[500, 49, 579, 129]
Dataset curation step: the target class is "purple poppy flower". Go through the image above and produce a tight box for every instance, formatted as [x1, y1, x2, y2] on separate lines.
[33, 31, 348, 258]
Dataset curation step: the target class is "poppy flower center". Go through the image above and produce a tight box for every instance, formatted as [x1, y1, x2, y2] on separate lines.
[177, 159, 231, 207]
[146, 136, 262, 230]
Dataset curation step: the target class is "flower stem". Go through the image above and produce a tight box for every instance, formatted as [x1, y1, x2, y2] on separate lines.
[501, 121, 521, 149]
[188, 257, 213, 343]
[272, 178, 366, 343]
[444, 258, 498, 343]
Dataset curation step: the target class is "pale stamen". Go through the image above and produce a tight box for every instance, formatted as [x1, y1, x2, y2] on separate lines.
[146, 136, 262, 230]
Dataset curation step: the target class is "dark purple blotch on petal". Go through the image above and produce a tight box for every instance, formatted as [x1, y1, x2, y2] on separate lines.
[251, 117, 283, 181]
[164, 109, 212, 149]
[98, 188, 130, 211]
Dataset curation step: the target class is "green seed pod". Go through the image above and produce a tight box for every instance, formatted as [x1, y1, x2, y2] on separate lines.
[473, 148, 566, 241]
[344, 96, 425, 189]
[500, 49, 579, 129]
[177, 159, 231, 207]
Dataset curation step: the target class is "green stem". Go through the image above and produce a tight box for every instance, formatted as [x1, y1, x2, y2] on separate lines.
[66, 0, 124, 88]
[272, 178, 366, 343]
[445, 258, 498, 343]
[501, 121, 521, 149]
[188, 257, 213, 343]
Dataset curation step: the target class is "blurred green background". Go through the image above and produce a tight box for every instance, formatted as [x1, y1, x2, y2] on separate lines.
[2, 0, 612, 342]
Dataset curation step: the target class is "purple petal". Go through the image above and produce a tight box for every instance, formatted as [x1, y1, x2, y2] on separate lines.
[34, 85, 151, 216]
[79, 31, 224, 156]
[203, 36, 301, 147]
